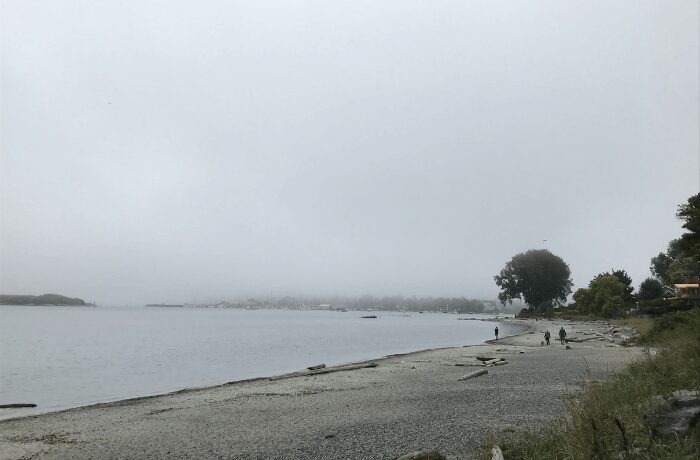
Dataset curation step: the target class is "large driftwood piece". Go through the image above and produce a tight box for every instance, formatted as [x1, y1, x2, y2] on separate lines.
[458, 369, 488, 380]
[270, 362, 378, 381]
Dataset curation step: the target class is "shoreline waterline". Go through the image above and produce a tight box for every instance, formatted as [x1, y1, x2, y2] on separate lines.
[0, 318, 641, 459]
[0, 317, 530, 423]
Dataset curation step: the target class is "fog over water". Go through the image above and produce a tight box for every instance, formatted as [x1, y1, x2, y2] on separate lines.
[1, 1, 698, 305]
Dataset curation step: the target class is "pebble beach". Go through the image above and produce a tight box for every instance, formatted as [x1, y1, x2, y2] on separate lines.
[0, 318, 643, 459]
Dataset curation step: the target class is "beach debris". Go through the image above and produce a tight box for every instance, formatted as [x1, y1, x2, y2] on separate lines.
[479, 357, 506, 366]
[565, 345, 572, 350]
[307, 364, 326, 371]
[395, 449, 446, 460]
[0, 403, 37, 408]
[644, 390, 700, 439]
[270, 361, 378, 380]
[458, 369, 488, 380]
[361, 315, 378, 319]
[491, 445, 504, 460]
[324, 434, 336, 439]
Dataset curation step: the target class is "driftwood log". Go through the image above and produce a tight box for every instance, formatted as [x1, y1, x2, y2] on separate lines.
[270, 362, 378, 381]
[0, 403, 37, 408]
[458, 369, 488, 380]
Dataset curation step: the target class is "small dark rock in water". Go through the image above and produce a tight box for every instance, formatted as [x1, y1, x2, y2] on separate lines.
[324, 434, 335, 439]
[307, 364, 326, 371]
[361, 315, 378, 319]
[395, 450, 446, 460]
[644, 390, 700, 439]
[0, 403, 37, 408]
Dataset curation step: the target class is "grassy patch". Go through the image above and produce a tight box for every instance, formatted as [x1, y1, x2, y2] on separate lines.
[612, 318, 654, 337]
[491, 308, 700, 459]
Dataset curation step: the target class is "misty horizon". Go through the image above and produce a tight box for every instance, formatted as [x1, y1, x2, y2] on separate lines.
[2, 1, 699, 305]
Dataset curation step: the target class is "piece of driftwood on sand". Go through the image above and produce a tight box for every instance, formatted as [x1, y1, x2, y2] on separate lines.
[458, 369, 488, 380]
[269, 362, 378, 381]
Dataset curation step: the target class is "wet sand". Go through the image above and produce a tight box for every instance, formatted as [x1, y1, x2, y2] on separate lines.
[0, 319, 643, 459]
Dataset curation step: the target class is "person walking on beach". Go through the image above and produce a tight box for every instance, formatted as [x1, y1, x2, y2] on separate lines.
[544, 330, 550, 345]
[494, 326, 499, 340]
[559, 327, 567, 344]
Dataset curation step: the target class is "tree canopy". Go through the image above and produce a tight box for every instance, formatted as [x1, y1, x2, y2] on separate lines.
[649, 194, 700, 285]
[592, 268, 634, 303]
[650, 240, 680, 282]
[494, 249, 573, 311]
[572, 275, 625, 317]
[637, 277, 664, 301]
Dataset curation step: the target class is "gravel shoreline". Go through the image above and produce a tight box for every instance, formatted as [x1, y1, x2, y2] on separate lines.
[0, 318, 643, 459]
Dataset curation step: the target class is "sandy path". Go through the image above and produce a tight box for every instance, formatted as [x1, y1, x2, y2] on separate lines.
[0, 319, 643, 459]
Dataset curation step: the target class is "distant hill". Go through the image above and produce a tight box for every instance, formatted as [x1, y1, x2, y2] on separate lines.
[0, 294, 88, 306]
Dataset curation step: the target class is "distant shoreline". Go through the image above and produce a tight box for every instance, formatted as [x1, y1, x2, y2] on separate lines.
[0, 294, 90, 307]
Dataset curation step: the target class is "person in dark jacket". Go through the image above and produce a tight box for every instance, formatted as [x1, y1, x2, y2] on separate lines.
[559, 327, 567, 344]
[544, 330, 551, 345]
[494, 326, 499, 340]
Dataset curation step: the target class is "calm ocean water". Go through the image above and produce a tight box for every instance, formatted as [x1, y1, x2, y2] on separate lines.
[0, 306, 524, 419]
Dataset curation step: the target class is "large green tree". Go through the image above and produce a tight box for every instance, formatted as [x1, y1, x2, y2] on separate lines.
[494, 249, 573, 311]
[649, 194, 700, 285]
[676, 193, 700, 267]
[592, 268, 634, 303]
[638, 277, 664, 301]
[650, 239, 681, 282]
[573, 275, 625, 317]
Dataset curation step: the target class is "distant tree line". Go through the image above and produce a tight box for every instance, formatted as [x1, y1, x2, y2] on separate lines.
[0, 294, 87, 306]
[213, 295, 501, 314]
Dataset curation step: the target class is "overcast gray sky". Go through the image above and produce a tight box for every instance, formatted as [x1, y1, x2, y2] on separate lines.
[1, 1, 698, 305]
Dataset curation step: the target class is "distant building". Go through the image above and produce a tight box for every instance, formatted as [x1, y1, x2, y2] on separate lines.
[673, 283, 700, 299]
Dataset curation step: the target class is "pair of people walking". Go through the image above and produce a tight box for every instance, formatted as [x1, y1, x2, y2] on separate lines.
[543, 327, 566, 345]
